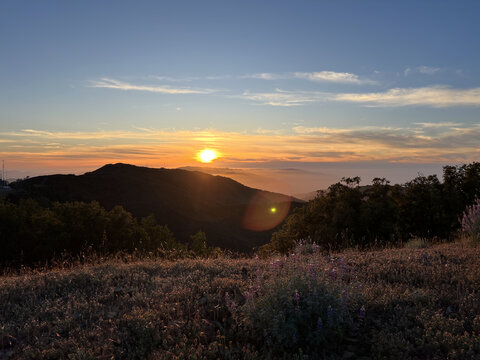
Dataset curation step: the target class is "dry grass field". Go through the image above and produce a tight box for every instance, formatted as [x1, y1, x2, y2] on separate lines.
[1, 240, 479, 359]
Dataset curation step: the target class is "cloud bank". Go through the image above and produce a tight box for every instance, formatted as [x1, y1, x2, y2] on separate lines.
[1, 123, 479, 167]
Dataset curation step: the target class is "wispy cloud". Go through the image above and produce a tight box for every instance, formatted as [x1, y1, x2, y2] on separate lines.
[150, 70, 375, 85]
[239, 89, 327, 106]
[404, 66, 441, 76]
[332, 86, 480, 107]
[413, 122, 462, 128]
[90, 76, 480, 108]
[243, 71, 376, 84]
[293, 71, 376, 84]
[151, 75, 233, 82]
[244, 73, 285, 80]
[235, 85, 480, 107]
[89, 78, 216, 94]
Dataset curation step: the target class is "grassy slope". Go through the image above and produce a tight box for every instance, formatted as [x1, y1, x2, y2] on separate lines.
[1, 241, 480, 359]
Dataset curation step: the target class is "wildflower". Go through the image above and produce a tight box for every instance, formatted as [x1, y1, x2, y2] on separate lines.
[461, 198, 480, 240]
[316, 317, 323, 331]
[293, 289, 300, 302]
[338, 257, 348, 274]
[308, 263, 316, 279]
[359, 306, 366, 319]
[292, 332, 298, 344]
[327, 305, 334, 321]
[270, 259, 282, 271]
[341, 289, 348, 306]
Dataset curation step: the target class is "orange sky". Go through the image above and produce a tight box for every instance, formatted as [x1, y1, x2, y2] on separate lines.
[1, 125, 477, 194]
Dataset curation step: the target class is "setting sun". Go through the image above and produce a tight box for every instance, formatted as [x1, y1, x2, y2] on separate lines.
[198, 149, 218, 163]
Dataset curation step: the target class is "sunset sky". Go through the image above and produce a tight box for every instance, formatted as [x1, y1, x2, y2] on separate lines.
[1, 1, 480, 194]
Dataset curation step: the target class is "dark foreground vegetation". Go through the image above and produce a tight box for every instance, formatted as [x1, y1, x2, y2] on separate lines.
[1, 162, 479, 268]
[1, 240, 480, 360]
[0, 199, 216, 267]
[267, 162, 480, 253]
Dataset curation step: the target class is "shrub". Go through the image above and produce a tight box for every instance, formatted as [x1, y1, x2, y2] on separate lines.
[236, 242, 363, 358]
[404, 237, 429, 249]
[461, 198, 480, 242]
[189, 230, 208, 256]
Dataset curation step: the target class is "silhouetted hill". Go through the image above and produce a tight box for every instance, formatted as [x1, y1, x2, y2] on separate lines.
[11, 163, 304, 250]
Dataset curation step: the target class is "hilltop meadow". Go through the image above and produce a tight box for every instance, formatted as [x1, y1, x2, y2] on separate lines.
[1, 162, 480, 359]
[1, 240, 480, 360]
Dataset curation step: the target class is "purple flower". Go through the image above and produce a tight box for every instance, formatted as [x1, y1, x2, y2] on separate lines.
[270, 259, 282, 271]
[243, 291, 252, 301]
[327, 305, 334, 320]
[293, 290, 300, 302]
[341, 289, 348, 306]
[316, 317, 323, 331]
[308, 262, 317, 278]
[292, 332, 298, 344]
[359, 306, 366, 319]
[225, 292, 237, 313]
[265, 333, 272, 346]
[461, 197, 480, 239]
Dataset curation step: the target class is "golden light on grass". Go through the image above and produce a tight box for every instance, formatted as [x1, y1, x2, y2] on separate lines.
[197, 149, 218, 163]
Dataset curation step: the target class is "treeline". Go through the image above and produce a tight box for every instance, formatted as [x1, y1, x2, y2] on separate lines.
[267, 162, 480, 253]
[0, 199, 213, 267]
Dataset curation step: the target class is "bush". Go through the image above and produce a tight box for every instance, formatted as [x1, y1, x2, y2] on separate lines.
[461, 198, 480, 242]
[236, 242, 363, 358]
[189, 230, 207, 256]
[404, 237, 429, 249]
[0, 199, 179, 267]
[269, 162, 480, 253]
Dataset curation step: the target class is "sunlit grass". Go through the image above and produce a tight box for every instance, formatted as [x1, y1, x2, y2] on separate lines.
[1, 241, 480, 359]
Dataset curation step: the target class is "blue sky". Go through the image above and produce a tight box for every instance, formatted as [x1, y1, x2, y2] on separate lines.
[1, 1, 479, 193]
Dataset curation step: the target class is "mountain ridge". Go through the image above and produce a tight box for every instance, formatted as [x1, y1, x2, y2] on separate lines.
[11, 163, 304, 250]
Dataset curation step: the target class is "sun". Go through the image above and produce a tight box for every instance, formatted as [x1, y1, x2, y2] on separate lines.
[198, 149, 218, 163]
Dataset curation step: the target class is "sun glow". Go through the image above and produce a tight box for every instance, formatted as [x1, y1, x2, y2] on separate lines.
[198, 149, 218, 163]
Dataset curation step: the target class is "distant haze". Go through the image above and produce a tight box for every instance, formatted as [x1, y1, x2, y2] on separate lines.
[179, 162, 445, 195]
[6, 162, 444, 195]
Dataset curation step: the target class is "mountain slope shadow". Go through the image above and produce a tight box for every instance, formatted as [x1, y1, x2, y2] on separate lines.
[13, 163, 304, 251]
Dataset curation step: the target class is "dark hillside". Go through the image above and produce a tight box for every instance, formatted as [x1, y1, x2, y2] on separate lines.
[11, 163, 303, 250]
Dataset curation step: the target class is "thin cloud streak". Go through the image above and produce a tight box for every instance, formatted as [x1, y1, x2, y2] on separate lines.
[244, 71, 376, 84]
[89, 78, 216, 94]
[149, 70, 375, 84]
[404, 66, 441, 76]
[240, 86, 480, 107]
[239, 89, 328, 106]
[333, 86, 480, 107]
[293, 71, 376, 84]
